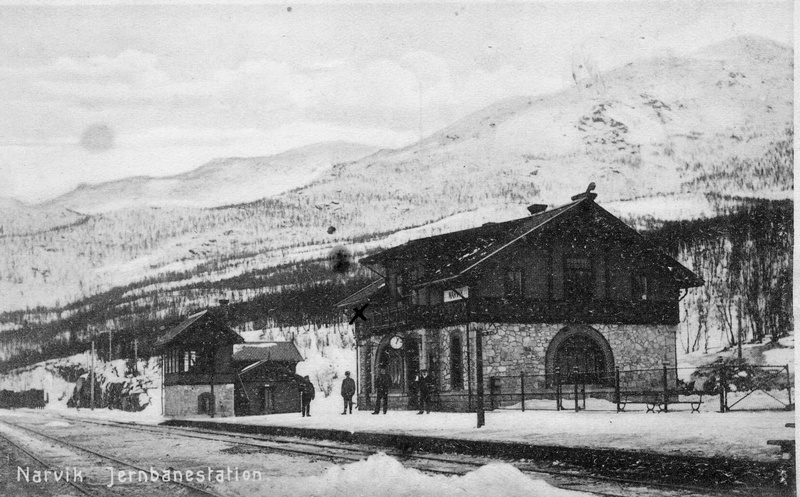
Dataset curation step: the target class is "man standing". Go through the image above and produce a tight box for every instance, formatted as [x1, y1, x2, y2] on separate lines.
[300, 375, 315, 417]
[372, 366, 390, 414]
[416, 369, 434, 414]
[341, 371, 356, 415]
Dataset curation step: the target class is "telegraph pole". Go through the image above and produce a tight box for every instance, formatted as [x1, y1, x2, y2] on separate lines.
[475, 324, 485, 428]
[90, 341, 95, 411]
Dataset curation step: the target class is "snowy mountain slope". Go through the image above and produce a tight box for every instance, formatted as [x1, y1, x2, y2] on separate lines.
[295, 36, 791, 213]
[0, 36, 792, 316]
[42, 141, 377, 213]
[0, 197, 87, 237]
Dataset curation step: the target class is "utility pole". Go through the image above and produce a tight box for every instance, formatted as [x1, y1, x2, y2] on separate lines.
[90, 341, 95, 411]
[109, 329, 112, 362]
[475, 324, 485, 428]
[134, 339, 139, 375]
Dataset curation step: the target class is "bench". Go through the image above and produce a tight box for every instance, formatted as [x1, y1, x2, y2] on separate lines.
[617, 392, 703, 413]
[767, 440, 795, 459]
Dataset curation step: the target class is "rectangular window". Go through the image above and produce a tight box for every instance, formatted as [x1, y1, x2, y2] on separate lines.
[183, 350, 197, 372]
[504, 268, 524, 297]
[564, 254, 594, 301]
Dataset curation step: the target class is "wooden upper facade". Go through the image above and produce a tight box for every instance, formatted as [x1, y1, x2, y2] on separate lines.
[340, 193, 703, 336]
[156, 309, 302, 386]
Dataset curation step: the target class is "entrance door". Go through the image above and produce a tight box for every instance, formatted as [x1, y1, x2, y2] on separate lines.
[555, 334, 606, 384]
[378, 336, 420, 394]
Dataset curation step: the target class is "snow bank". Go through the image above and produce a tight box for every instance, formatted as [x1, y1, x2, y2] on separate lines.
[220, 452, 590, 497]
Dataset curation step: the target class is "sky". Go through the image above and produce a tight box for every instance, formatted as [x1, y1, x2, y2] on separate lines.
[0, 1, 793, 203]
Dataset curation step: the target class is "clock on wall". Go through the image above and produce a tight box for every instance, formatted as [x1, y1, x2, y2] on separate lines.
[389, 335, 404, 349]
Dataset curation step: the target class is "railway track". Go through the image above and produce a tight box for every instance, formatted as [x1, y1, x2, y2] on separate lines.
[58, 416, 731, 497]
[0, 419, 223, 497]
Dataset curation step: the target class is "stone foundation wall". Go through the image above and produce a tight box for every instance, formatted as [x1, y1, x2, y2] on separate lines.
[164, 384, 235, 417]
[357, 322, 678, 410]
[481, 323, 678, 389]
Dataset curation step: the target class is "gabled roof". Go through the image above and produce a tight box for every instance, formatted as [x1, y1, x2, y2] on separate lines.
[334, 279, 385, 309]
[232, 342, 303, 363]
[360, 198, 584, 288]
[354, 196, 703, 290]
[154, 309, 244, 348]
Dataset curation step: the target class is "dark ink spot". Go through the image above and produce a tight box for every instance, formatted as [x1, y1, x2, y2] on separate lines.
[328, 245, 352, 274]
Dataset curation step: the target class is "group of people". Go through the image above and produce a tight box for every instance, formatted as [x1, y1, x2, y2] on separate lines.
[299, 368, 436, 416]
[372, 367, 434, 415]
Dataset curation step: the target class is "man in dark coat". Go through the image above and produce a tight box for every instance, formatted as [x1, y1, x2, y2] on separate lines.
[415, 369, 435, 414]
[300, 375, 315, 417]
[372, 366, 390, 414]
[341, 371, 356, 415]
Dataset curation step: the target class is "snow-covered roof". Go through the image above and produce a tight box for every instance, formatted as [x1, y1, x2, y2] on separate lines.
[334, 280, 386, 308]
[232, 342, 303, 363]
[154, 309, 244, 348]
[356, 195, 703, 290]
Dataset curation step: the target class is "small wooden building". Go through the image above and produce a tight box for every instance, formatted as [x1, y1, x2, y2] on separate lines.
[338, 189, 703, 411]
[156, 308, 304, 417]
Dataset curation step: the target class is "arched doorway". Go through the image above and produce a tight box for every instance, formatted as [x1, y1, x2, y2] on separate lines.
[546, 326, 614, 386]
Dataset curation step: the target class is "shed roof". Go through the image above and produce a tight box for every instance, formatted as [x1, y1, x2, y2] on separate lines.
[334, 279, 385, 308]
[154, 309, 244, 348]
[232, 342, 303, 363]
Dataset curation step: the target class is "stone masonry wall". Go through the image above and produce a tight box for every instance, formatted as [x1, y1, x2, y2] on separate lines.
[164, 384, 235, 417]
[482, 323, 678, 389]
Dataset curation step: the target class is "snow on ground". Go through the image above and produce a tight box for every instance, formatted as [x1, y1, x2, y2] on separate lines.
[215, 404, 793, 462]
[679, 332, 795, 374]
[216, 452, 590, 497]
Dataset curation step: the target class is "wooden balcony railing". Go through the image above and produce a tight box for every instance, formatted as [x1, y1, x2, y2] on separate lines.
[356, 298, 678, 337]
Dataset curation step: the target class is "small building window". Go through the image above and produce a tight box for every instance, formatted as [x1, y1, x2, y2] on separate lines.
[184, 350, 197, 372]
[564, 255, 594, 301]
[504, 268, 524, 297]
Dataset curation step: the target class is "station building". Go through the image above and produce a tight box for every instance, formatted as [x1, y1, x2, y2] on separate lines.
[337, 190, 703, 411]
[156, 307, 304, 417]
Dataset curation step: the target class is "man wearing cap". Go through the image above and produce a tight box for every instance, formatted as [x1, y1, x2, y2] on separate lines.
[415, 369, 435, 414]
[341, 371, 356, 415]
[300, 375, 315, 417]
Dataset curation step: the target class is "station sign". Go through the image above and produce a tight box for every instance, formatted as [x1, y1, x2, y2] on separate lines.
[443, 286, 469, 302]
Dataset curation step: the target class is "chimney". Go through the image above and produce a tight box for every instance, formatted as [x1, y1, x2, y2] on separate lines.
[218, 299, 231, 327]
[527, 204, 547, 215]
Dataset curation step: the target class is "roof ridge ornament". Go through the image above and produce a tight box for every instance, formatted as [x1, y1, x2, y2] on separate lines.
[571, 182, 597, 202]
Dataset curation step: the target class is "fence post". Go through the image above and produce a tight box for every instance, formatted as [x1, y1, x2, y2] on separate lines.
[520, 372, 525, 412]
[614, 366, 621, 412]
[573, 366, 579, 412]
[581, 375, 586, 410]
[786, 365, 793, 409]
[718, 366, 724, 413]
[489, 376, 496, 410]
[662, 362, 669, 413]
[555, 367, 561, 411]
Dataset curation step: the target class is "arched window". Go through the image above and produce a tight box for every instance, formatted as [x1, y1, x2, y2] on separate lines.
[450, 334, 463, 390]
[546, 326, 614, 386]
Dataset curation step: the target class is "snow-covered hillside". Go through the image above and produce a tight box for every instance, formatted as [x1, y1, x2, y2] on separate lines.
[43, 141, 377, 213]
[0, 36, 792, 316]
